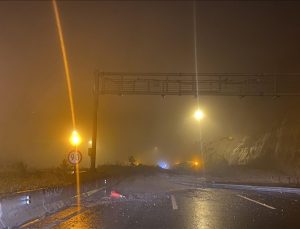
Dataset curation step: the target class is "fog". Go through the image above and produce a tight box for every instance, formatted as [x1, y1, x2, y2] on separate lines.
[1, 1, 300, 167]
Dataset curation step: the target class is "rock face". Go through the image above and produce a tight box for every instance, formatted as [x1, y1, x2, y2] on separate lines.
[208, 119, 300, 172]
[228, 133, 272, 166]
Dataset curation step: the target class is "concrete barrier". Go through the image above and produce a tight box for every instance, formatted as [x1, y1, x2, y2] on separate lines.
[0, 180, 105, 228]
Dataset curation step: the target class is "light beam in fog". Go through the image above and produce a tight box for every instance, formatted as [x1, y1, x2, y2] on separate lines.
[52, 0, 81, 210]
[52, 0, 76, 129]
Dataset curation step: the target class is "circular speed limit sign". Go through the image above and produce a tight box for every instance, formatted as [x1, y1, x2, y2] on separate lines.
[68, 150, 82, 165]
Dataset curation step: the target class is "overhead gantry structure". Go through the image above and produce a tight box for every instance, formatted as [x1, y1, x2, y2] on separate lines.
[89, 72, 300, 170]
[97, 72, 300, 97]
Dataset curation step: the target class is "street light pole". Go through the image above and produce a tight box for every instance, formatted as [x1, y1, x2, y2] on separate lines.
[194, 109, 205, 171]
[199, 123, 205, 172]
[91, 71, 100, 171]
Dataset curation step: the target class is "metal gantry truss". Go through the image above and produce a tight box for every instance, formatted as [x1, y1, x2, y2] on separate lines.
[90, 71, 300, 170]
[97, 72, 300, 97]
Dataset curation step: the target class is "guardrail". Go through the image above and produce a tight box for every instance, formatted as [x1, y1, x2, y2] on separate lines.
[0, 180, 105, 228]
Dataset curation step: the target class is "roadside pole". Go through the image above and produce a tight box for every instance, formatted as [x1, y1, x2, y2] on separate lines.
[91, 71, 100, 171]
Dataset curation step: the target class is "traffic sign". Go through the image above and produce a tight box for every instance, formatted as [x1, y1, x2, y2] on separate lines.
[68, 150, 82, 165]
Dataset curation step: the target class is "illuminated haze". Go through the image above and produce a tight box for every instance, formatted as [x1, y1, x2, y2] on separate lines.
[1, 1, 300, 167]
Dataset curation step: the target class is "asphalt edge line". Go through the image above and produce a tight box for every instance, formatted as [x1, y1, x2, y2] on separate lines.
[20, 218, 41, 228]
[237, 194, 276, 210]
[171, 194, 178, 210]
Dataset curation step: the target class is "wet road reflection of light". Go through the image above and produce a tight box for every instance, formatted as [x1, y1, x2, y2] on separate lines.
[55, 209, 100, 229]
[183, 190, 221, 229]
[63, 217, 93, 229]
[75, 163, 81, 211]
[33, 186, 300, 228]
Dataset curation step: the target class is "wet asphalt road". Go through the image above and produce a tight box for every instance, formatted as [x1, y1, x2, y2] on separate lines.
[25, 178, 300, 229]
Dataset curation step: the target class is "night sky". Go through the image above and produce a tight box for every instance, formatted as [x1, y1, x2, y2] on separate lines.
[1, 1, 300, 167]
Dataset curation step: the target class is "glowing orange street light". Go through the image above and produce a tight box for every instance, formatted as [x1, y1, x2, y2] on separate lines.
[70, 130, 82, 146]
[194, 109, 204, 121]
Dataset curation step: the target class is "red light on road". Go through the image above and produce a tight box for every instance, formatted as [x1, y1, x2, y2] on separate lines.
[110, 191, 123, 199]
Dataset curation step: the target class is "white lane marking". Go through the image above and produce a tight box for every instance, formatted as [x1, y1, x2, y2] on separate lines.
[86, 188, 102, 196]
[20, 218, 40, 228]
[74, 187, 105, 198]
[213, 183, 300, 194]
[237, 194, 276, 210]
[171, 194, 178, 210]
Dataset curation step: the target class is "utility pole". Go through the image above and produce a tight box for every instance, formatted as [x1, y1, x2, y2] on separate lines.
[90, 71, 100, 171]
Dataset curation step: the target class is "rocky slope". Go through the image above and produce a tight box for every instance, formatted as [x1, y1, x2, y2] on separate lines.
[207, 119, 300, 174]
